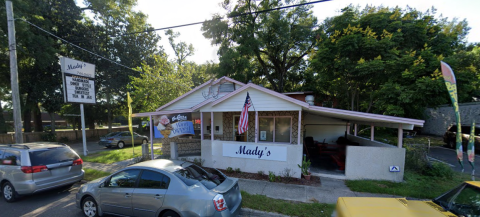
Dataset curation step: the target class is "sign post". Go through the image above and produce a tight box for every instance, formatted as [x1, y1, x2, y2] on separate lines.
[60, 57, 96, 156]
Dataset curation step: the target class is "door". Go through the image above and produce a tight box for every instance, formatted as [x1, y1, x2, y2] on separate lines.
[122, 132, 132, 145]
[99, 169, 140, 216]
[133, 133, 142, 145]
[132, 170, 171, 217]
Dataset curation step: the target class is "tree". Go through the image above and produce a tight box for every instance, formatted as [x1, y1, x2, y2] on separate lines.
[202, 0, 319, 93]
[165, 29, 195, 66]
[308, 6, 475, 118]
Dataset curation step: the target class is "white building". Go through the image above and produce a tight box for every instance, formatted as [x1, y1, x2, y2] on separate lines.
[133, 77, 424, 182]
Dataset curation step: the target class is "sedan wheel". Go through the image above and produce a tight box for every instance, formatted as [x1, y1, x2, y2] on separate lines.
[2, 182, 17, 202]
[82, 196, 98, 217]
[117, 141, 125, 149]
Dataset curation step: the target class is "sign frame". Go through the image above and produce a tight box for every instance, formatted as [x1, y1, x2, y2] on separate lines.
[60, 57, 96, 104]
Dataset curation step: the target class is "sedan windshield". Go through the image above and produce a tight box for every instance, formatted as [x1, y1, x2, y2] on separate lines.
[434, 184, 480, 216]
[173, 164, 226, 190]
[103, 132, 120, 137]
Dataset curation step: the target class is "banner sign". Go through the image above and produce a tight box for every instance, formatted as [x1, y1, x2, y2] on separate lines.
[153, 113, 194, 138]
[60, 57, 96, 104]
[222, 143, 287, 161]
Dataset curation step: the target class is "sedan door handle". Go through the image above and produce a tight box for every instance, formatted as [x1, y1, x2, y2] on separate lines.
[125, 193, 131, 198]
[154, 194, 163, 199]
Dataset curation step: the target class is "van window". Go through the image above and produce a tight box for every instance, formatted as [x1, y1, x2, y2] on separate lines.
[29, 147, 79, 166]
[3, 150, 21, 166]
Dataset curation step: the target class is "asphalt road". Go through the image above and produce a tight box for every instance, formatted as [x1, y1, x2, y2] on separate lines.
[69, 141, 110, 156]
[427, 145, 480, 178]
[0, 184, 277, 217]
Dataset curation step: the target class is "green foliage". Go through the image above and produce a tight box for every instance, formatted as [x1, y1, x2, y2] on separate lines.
[81, 144, 163, 164]
[268, 171, 277, 182]
[297, 155, 311, 175]
[423, 162, 454, 179]
[257, 170, 265, 176]
[241, 191, 335, 217]
[308, 5, 477, 118]
[202, 0, 319, 93]
[226, 167, 234, 173]
[404, 144, 430, 174]
[84, 168, 111, 182]
[41, 132, 57, 142]
[234, 168, 241, 173]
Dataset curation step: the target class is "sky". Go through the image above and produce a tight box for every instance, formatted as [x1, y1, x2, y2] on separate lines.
[134, 0, 480, 64]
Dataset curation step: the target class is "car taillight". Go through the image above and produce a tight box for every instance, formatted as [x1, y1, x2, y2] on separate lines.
[73, 159, 83, 166]
[21, 166, 48, 173]
[213, 194, 227, 211]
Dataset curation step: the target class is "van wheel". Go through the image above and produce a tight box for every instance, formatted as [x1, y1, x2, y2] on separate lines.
[448, 140, 455, 149]
[162, 210, 180, 217]
[117, 141, 125, 149]
[82, 196, 99, 217]
[2, 182, 17, 202]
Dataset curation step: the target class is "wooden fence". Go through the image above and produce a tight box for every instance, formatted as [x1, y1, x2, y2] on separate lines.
[0, 127, 134, 144]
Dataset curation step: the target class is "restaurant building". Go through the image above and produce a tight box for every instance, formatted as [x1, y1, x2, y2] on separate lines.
[133, 77, 424, 182]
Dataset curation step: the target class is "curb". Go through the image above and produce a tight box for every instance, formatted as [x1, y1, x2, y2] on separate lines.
[241, 208, 290, 217]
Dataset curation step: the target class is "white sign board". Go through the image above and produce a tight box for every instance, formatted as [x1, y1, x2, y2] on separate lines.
[223, 143, 287, 161]
[60, 57, 96, 104]
[389, 166, 400, 172]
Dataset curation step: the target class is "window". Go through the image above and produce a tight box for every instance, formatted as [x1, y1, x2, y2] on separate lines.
[259, 117, 291, 143]
[2, 150, 21, 166]
[138, 170, 170, 189]
[108, 169, 140, 188]
[173, 164, 225, 190]
[29, 147, 79, 166]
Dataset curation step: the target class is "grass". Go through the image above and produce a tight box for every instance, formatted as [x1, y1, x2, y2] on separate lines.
[345, 171, 472, 199]
[84, 168, 111, 181]
[81, 143, 162, 164]
[241, 191, 335, 217]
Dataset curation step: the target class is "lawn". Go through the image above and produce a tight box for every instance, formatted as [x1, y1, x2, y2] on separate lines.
[345, 171, 472, 199]
[83, 168, 111, 181]
[241, 191, 335, 217]
[81, 143, 163, 164]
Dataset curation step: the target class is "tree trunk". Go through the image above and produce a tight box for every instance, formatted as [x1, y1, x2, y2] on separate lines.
[33, 104, 43, 132]
[23, 109, 32, 133]
[49, 112, 56, 134]
[0, 101, 7, 134]
[76, 117, 81, 131]
[88, 119, 95, 130]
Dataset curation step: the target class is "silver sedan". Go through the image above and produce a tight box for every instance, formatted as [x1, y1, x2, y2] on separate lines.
[98, 131, 149, 149]
[76, 159, 242, 217]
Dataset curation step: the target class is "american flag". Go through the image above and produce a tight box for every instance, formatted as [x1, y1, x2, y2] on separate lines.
[238, 92, 252, 134]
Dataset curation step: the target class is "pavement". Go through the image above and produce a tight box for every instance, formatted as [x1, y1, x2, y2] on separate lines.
[82, 157, 404, 217]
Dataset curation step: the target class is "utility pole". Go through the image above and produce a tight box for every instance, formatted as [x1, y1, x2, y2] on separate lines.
[6, 1, 23, 143]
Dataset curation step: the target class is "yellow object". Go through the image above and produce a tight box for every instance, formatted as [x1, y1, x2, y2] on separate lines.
[335, 181, 480, 217]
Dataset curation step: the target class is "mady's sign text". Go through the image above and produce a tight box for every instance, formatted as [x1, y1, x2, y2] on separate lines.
[60, 57, 96, 104]
[223, 143, 287, 161]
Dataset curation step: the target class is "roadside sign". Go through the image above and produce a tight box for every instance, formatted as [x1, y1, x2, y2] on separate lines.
[60, 57, 96, 104]
[389, 166, 400, 172]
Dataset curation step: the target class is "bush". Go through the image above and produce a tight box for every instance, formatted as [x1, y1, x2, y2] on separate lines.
[257, 171, 265, 176]
[235, 168, 241, 173]
[404, 144, 430, 174]
[112, 123, 121, 126]
[58, 136, 69, 143]
[424, 162, 454, 179]
[268, 171, 276, 182]
[41, 132, 57, 142]
[226, 167, 234, 173]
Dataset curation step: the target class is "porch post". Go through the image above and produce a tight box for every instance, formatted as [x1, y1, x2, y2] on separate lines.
[346, 123, 350, 135]
[370, 124, 374, 141]
[397, 124, 403, 148]
[211, 112, 214, 141]
[297, 110, 301, 145]
[149, 115, 154, 160]
[255, 111, 258, 143]
[354, 124, 357, 136]
[200, 112, 204, 140]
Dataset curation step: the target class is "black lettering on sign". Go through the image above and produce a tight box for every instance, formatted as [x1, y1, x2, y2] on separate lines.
[81, 95, 84, 99]
[87, 96, 92, 99]
[72, 94, 78, 98]
[70, 81, 79, 86]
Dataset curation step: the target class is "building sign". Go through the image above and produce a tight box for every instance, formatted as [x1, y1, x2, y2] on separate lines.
[60, 57, 96, 104]
[389, 166, 400, 172]
[153, 113, 194, 138]
[223, 143, 287, 161]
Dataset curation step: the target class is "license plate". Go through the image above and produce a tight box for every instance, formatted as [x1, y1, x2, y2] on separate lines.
[50, 167, 70, 176]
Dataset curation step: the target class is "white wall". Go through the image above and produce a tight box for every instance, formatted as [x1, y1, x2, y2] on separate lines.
[164, 82, 234, 111]
[206, 88, 302, 112]
[345, 146, 405, 182]
[201, 112, 223, 135]
[201, 140, 303, 178]
[304, 113, 347, 144]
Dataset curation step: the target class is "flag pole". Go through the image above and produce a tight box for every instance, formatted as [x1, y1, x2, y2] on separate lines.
[248, 91, 256, 112]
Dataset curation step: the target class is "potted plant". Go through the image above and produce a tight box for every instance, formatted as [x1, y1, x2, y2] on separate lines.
[298, 155, 311, 180]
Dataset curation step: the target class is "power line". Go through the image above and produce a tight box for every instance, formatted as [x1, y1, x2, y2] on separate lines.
[15, 18, 191, 89]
